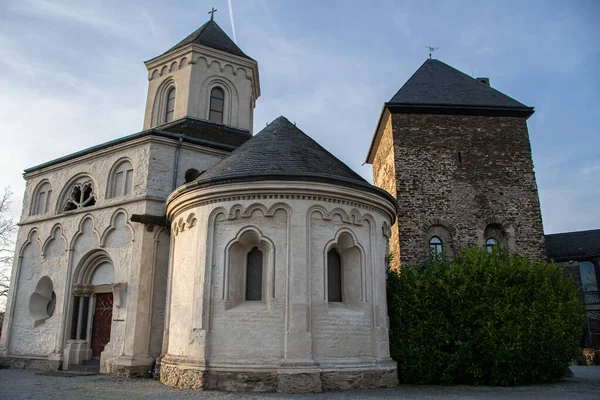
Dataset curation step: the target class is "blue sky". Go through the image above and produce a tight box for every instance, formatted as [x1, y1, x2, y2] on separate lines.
[0, 0, 598, 234]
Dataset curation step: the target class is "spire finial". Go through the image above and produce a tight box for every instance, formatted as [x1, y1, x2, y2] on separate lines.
[208, 7, 218, 21]
[425, 45, 439, 59]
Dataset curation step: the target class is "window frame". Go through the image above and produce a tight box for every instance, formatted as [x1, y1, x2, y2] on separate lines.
[30, 181, 52, 216]
[429, 236, 443, 256]
[486, 237, 498, 253]
[107, 160, 134, 199]
[165, 87, 176, 123]
[209, 87, 225, 124]
[245, 246, 264, 301]
[327, 248, 343, 303]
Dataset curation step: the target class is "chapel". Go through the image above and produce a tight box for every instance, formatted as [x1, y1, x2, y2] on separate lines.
[0, 12, 564, 391]
[0, 18, 398, 391]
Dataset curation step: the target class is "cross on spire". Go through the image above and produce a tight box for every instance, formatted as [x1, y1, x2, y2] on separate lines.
[425, 45, 439, 59]
[208, 7, 217, 21]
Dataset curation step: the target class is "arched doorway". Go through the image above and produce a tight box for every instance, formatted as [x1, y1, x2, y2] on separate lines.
[65, 251, 115, 366]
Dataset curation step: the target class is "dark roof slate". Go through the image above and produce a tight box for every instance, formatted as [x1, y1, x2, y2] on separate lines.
[389, 59, 531, 111]
[545, 229, 600, 261]
[195, 116, 395, 203]
[158, 117, 251, 148]
[161, 20, 251, 60]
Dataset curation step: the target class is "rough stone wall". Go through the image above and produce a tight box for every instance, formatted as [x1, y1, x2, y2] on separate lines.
[387, 113, 546, 267]
[371, 115, 400, 270]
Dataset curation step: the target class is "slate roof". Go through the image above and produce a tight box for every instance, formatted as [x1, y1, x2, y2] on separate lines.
[389, 59, 532, 112]
[158, 117, 251, 148]
[24, 117, 250, 174]
[545, 229, 600, 261]
[194, 116, 396, 203]
[155, 20, 251, 60]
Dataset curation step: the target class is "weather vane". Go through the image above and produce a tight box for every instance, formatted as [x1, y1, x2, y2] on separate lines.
[425, 45, 439, 59]
[208, 7, 218, 21]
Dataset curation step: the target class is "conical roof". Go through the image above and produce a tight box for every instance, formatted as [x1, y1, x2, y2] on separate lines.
[156, 20, 251, 60]
[389, 59, 531, 111]
[194, 116, 395, 202]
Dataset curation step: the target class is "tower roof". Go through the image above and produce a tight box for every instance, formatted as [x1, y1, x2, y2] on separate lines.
[191, 116, 395, 203]
[156, 20, 251, 60]
[389, 59, 532, 112]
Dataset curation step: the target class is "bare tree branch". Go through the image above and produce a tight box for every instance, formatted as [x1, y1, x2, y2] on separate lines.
[0, 187, 16, 304]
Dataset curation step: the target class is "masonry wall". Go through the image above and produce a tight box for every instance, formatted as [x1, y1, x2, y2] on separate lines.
[385, 113, 546, 267]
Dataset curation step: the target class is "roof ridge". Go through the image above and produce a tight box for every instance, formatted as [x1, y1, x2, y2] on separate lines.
[151, 19, 252, 61]
[388, 58, 531, 111]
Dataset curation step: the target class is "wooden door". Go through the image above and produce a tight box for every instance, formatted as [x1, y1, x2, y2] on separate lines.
[91, 293, 113, 359]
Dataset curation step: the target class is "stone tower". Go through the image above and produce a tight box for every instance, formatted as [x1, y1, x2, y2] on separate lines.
[143, 19, 260, 132]
[366, 59, 546, 268]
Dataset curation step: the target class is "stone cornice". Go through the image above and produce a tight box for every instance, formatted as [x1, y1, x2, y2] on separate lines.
[166, 181, 397, 223]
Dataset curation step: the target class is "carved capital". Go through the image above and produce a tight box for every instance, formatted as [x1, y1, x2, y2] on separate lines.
[71, 284, 94, 297]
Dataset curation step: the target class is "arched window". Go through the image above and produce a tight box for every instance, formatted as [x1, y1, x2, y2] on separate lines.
[486, 238, 498, 253]
[165, 87, 176, 123]
[429, 236, 443, 256]
[63, 179, 96, 212]
[327, 248, 342, 302]
[31, 181, 52, 215]
[245, 247, 263, 301]
[108, 160, 133, 198]
[209, 87, 224, 124]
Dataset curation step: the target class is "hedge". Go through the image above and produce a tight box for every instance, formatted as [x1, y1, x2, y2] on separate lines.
[387, 248, 585, 385]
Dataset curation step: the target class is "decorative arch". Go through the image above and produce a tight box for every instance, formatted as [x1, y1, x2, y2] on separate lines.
[19, 228, 42, 258]
[57, 174, 98, 214]
[106, 158, 134, 199]
[30, 179, 53, 216]
[200, 75, 239, 127]
[100, 209, 135, 247]
[151, 78, 178, 127]
[41, 224, 67, 258]
[69, 214, 101, 250]
[223, 226, 275, 308]
[67, 249, 118, 357]
[323, 228, 366, 304]
[72, 249, 114, 286]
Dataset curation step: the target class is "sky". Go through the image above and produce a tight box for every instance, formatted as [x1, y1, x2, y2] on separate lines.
[0, 0, 598, 235]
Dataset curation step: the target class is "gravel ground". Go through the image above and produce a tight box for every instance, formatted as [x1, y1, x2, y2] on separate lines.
[1, 366, 599, 400]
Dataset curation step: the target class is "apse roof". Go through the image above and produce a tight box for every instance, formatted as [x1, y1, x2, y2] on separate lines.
[194, 116, 396, 203]
[545, 229, 600, 262]
[389, 59, 532, 111]
[156, 19, 251, 60]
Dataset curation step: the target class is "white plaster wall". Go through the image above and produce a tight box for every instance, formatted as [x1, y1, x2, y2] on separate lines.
[2, 137, 180, 365]
[143, 47, 259, 132]
[8, 230, 65, 356]
[207, 207, 288, 362]
[164, 181, 396, 369]
[145, 141, 226, 200]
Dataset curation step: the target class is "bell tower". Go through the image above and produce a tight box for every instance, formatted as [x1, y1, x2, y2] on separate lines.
[143, 18, 260, 133]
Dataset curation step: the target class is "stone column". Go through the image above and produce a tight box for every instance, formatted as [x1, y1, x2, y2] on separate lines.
[108, 225, 155, 377]
[278, 204, 321, 392]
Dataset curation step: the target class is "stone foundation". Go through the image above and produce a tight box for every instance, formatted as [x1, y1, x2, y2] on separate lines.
[105, 360, 149, 378]
[0, 356, 61, 371]
[159, 360, 398, 393]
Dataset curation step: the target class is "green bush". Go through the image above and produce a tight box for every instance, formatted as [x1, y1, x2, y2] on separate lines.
[387, 248, 585, 385]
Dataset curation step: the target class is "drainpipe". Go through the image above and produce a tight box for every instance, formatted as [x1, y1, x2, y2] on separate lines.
[172, 135, 184, 191]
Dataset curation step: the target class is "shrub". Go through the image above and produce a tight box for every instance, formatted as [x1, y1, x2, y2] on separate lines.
[387, 248, 585, 385]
